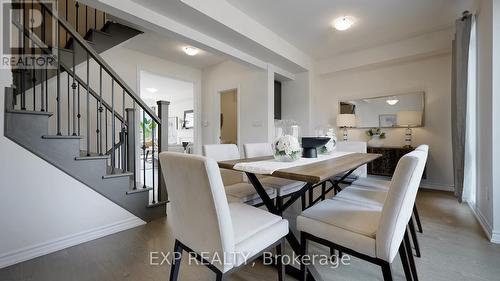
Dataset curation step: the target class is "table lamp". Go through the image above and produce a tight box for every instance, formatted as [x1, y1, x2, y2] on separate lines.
[397, 111, 422, 148]
[336, 114, 356, 141]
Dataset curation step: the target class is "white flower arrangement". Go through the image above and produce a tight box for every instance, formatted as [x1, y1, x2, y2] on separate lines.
[273, 135, 302, 162]
[319, 137, 336, 155]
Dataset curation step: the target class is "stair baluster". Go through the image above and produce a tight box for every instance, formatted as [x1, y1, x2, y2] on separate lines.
[85, 6, 88, 34]
[151, 117, 156, 204]
[111, 80, 116, 172]
[142, 109, 146, 189]
[121, 89, 126, 170]
[21, 3, 26, 110]
[75, 1, 79, 35]
[56, 22, 61, 135]
[65, 0, 68, 45]
[67, 72, 70, 135]
[72, 37, 77, 135]
[98, 66, 103, 155]
[77, 83, 81, 135]
[40, 5, 45, 112]
[31, 0, 36, 111]
[86, 53, 90, 154]
[94, 7, 97, 30]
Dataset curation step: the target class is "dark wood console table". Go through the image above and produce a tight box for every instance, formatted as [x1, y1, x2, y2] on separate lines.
[367, 146, 426, 178]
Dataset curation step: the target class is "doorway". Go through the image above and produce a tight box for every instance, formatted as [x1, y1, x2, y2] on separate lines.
[219, 89, 238, 145]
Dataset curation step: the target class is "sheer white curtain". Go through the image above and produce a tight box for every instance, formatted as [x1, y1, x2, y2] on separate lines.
[463, 16, 477, 203]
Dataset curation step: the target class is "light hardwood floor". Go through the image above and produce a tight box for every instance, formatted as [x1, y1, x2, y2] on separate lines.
[1, 190, 500, 281]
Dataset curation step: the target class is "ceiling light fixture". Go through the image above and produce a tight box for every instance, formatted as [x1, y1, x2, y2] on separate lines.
[183, 46, 199, 56]
[333, 16, 355, 31]
[386, 99, 399, 105]
[146, 87, 158, 93]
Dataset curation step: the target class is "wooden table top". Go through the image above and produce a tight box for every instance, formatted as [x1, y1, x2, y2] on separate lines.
[218, 153, 382, 184]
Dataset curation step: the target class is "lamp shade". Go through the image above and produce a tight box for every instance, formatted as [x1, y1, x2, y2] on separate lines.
[397, 111, 422, 127]
[336, 114, 357, 127]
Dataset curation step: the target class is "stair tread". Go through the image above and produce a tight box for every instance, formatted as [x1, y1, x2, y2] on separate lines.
[42, 135, 83, 139]
[75, 154, 109, 160]
[147, 200, 168, 208]
[7, 109, 53, 116]
[126, 186, 153, 195]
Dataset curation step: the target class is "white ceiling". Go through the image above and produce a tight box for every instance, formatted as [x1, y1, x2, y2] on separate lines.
[123, 32, 226, 69]
[226, 0, 475, 59]
[140, 70, 194, 106]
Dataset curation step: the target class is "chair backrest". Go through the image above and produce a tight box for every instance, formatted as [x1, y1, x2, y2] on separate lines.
[375, 149, 428, 262]
[335, 141, 367, 177]
[243, 143, 273, 158]
[158, 152, 236, 272]
[203, 144, 244, 185]
[415, 144, 429, 153]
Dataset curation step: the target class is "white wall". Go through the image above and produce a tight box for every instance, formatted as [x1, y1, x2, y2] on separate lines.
[0, 70, 143, 269]
[492, 0, 500, 242]
[201, 60, 272, 149]
[312, 54, 454, 189]
[475, 0, 495, 239]
[281, 71, 312, 135]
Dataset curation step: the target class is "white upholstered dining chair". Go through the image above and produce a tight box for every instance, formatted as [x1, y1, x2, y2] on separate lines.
[243, 142, 306, 207]
[298, 150, 427, 281]
[203, 144, 276, 205]
[345, 144, 429, 257]
[159, 152, 288, 281]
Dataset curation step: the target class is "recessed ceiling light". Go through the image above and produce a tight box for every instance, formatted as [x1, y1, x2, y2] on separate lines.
[386, 99, 399, 105]
[333, 16, 355, 31]
[183, 46, 199, 56]
[146, 87, 158, 93]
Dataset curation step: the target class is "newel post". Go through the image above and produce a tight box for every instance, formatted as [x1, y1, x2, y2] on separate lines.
[126, 108, 137, 187]
[157, 100, 170, 202]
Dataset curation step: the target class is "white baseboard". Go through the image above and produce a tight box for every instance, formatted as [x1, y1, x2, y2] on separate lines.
[492, 230, 500, 244]
[466, 201, 499, 243]
[0, 217, 145, 269]
[419, 182, 454, 192]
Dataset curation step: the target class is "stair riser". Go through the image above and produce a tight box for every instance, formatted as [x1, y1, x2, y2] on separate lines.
[5, 112, 49, 139]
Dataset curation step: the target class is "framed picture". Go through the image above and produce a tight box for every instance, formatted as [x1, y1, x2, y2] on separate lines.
[379, 114, 397, 127]
[183, 110, 194, 129]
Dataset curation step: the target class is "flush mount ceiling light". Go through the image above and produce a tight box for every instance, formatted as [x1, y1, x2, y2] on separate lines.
[386, 98, 399, 105]
[146, 87, 158, 93]
[333, 16, 355, 31]
[183, 46, 199, 56]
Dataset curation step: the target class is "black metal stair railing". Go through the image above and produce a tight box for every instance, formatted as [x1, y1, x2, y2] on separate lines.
[9, 0, 167, 205]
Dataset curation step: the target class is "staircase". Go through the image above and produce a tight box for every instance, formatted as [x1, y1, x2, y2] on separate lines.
[4, 0, 168, 222]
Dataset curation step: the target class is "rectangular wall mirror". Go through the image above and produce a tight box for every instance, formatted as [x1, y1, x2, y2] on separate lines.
[339, 91, 425, 128]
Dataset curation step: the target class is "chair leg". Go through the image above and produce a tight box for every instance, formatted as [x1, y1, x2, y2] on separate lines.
[276, 239, 285, 281]
[308, 188, 314, 207]
[215, 272, 227, 281]
[169, 240, 182, 281]
[381, 262, 393, 281]
[321, 182, 326, 200]
[408, 221, 421, 258]
[276, 196, 283, 212]
[404, 231, 419, 281]
[413, 204, 423, 233]
[300, 232, 308, 281]
[399, 240, 413, 281]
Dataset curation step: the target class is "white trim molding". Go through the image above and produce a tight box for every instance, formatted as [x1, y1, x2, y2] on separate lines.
[0, 217, 145, 269]
[467, 201, 499, 243]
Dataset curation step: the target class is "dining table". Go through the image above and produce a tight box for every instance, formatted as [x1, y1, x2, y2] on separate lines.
[218, 151, 382, 281]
